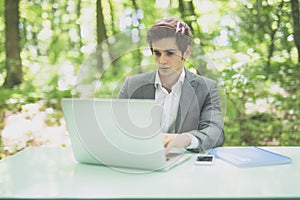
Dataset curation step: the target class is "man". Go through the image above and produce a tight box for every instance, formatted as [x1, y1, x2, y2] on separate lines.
[118, 17, 225, 154]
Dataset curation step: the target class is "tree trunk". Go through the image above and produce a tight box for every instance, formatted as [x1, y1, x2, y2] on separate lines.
[4, 0, 22, 88]
[108, 0, 116, 35]
[178, 0, 198, 33]
[96, 0, 107, 72]
[131, 0, 143, 74]
[266, 0, 284, 72]
[291, 0, 300, 65]
[77, 0, 83, 48]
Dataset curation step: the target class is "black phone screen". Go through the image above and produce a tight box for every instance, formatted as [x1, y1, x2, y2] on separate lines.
[196, 156, 213, 162]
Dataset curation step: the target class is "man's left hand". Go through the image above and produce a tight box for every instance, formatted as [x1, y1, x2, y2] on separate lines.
[163, 133, 191, 155]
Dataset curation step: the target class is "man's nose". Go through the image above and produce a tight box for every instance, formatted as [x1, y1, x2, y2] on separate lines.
[159, 54, 167, 64]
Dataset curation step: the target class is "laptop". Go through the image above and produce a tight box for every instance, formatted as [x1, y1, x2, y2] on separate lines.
[61, 98, 192, 172]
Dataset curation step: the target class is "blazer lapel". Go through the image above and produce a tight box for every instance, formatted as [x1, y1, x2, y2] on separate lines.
[175, 69, 197, 132]
[141, 72, 156, 99]
[141, 84, 155, 99]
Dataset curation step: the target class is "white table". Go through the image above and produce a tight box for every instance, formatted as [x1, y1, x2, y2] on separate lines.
[0, 146, 299, 198]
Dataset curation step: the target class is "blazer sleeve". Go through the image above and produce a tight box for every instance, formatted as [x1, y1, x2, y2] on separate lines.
[187, 81, 225, 153]
[118, 77, 129, 99]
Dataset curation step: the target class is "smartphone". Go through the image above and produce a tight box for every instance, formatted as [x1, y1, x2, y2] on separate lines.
[194, 154, 215, 165]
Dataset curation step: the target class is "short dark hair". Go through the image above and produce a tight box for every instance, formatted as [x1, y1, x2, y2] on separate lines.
[146, 17, 193, 57]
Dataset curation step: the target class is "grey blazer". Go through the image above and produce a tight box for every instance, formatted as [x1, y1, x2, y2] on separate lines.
[118, 68, 225, 152]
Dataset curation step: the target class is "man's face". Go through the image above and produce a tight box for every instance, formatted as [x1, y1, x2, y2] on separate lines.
[152, 37, 186, 77]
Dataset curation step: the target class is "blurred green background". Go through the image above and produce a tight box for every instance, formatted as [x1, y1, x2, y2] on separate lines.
[1, 0, 299, 159]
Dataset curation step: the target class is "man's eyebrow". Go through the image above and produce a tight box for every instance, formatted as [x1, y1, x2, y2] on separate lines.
[153, 49, 177, 52]
[165, 49, 177, 52]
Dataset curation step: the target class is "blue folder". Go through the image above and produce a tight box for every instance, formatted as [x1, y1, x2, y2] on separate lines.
[209, 146, 292, 168]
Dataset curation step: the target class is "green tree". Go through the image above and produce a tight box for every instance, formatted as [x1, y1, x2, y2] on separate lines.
[4, 0, 22, 88]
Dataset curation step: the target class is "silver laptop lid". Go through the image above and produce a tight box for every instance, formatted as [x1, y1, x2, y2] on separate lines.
[61, 98, 168, 171]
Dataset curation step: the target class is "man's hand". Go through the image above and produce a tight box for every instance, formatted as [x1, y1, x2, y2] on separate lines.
[163, 133, 191, 155]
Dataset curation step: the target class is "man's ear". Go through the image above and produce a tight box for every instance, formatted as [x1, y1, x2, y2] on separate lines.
[183, 45, 191, 60]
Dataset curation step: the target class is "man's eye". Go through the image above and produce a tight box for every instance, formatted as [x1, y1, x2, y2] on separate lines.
[166, 51, 175, 56]
[154, 52, 161, 57]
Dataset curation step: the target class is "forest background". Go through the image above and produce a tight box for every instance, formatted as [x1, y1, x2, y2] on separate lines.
[0, 0, 299, 159]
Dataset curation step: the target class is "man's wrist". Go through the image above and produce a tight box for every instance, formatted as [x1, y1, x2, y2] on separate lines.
[184, 133, 199, 149]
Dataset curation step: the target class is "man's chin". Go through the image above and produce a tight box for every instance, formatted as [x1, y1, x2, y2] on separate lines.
[158, 69, 171, 76]
[159, 68, 178, 76]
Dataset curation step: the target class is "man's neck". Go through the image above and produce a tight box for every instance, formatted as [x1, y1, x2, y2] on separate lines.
[159, 69, 183, 91]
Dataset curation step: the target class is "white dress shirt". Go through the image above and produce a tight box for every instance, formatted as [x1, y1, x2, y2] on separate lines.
[154, 69, 199, 149]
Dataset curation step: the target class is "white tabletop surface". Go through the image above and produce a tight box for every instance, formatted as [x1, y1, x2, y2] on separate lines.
[0, 146, 299, 198]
